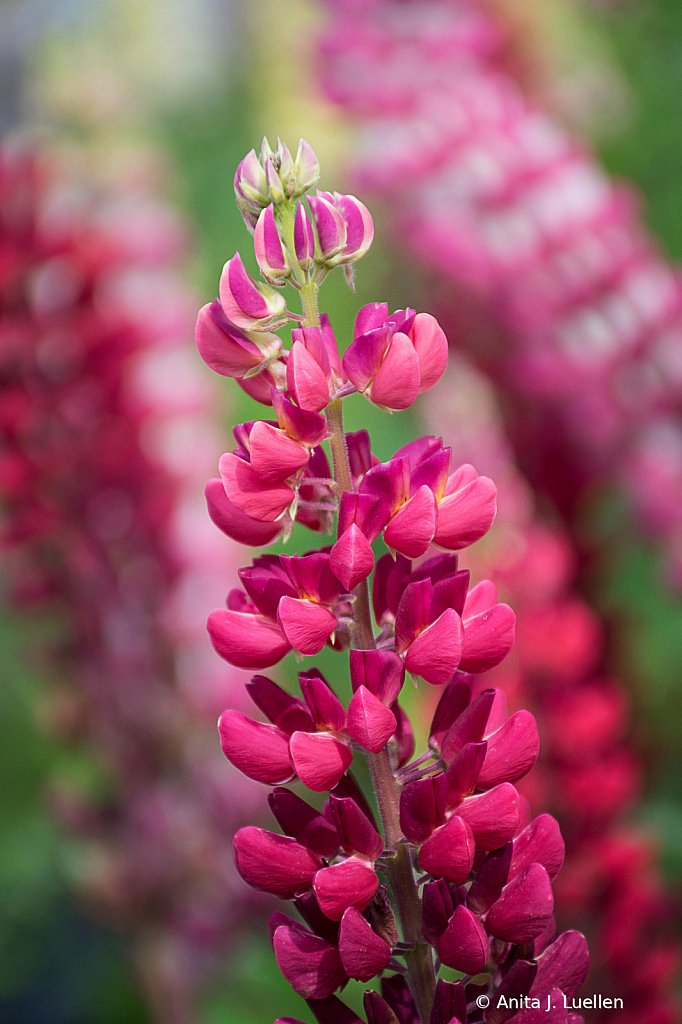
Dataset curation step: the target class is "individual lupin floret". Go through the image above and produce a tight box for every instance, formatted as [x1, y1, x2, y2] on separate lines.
[219, 251, 288, 330]
[255, 205, 291, 283]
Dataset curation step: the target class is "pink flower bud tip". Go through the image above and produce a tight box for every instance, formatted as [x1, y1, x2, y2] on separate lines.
[254, 204, 290, 280]
[219, 252, 287, 331]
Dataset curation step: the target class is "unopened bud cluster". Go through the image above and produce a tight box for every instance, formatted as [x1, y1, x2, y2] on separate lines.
[197, 140, 590, 1024]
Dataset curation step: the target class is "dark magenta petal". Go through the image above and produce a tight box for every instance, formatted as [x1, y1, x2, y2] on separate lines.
[422, 878, 455, 945]
[289, 731, 353, 792]
[435, 472, 498, 550]
[403, 609, 464, 685]
[392, 702, 416, 769]
[530, 930, 589, 1001]
[208, 609, 291, 669]
[477, 710, 540, 789]
[287, 340, 330, 412]
[273, 923, 347, 1000]
[410, 446, 451, 499]
[342, 327, 388, 393]
[419, 815, 475, 884]
[347, 685, 397, 753]
[330, 524, 375, 591]
[399, 774, 447, 844]
[294, 891, 340, 946]
[440, 688, 496, 763]
[381, 974, 420, 1024]
[455, 783, 521, 850]
[485, 959, 538, 1024]
[205, 478, 282, 546]
[437, 904, 489, 974]
[246, 674, 315, 733]
[510, 814, 565, 882]
[338, 907, 391, 982]
[328, 794, 384, 860]
[306, 996, 365, 1024]
[291, 325, 331, 379]
[485, 863, 554, 943]
[232, 827, 321, 898]
[430, 979, 467, 1024]
[268, 788, 340, 859]
[338, 490, 390, 543]
[360, 457, 411, 515]
[299, 674, 346, 732]
[430, 569, 470, 620]
[346, 429, 374, 485]
[467, 844, 513, 915]
[364, 991, 401, 1024]
[271, 388, 327, 446]
[313, 857, 379, 920]
[429, 676, 472, 750]
[350, 649, 405, 706]
[218, 710, 293, 785]
[395, 578, 432, 653]
[460, 600, 516, 673]
[445, 741, 488, 806]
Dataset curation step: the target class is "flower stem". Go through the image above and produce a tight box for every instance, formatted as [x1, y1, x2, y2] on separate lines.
[325, 391, 436, 1023]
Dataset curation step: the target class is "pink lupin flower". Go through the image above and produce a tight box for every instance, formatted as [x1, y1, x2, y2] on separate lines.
[272, 921, 348, 999]
[232, 827, 322, 898]
[460, 580, 516, 672]
[312, 191, 374, 266]
[437, 904, 489, 975]
[219, 252, 287, 330]
[287, 335, 331, 412]
[307, 192, 348, 262]
[294, 202, 316, 270]
[254, 204, 291, 282]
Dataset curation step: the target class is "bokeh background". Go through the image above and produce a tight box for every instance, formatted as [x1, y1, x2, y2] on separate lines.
[1, 0, 682, 1021]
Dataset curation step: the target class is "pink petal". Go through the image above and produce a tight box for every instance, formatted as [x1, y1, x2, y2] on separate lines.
[434, 474, 497, 550]
[218, 710, 293, 784]
[477, 710, 540, 789]
[313, 857, 379, 920]
[195, 302, 261, 377]
[409, 312, 449, 393]
[349, 649, 405, 707]
[530, 930, 589, 1000]
[338, 907, 391, 982]
[454, 783, 520, 849]
[219, 451, 294, 521]
[463, 579, 498, 619]
[287, 340, 330, 412]
[369, 332, 421, 410]
[346, 685, 397, 753]
[485, 863, 554, 943]
[273, 924, 347, 999]
[329, 524, 375, 592]
[384, 484, 437, 558]
[254, 204, 288, 275]
[511, 814, 565, 882]
[207, 608, 291, 669]
[399, 774, 447, 844]
[437, 905, 488, 975]
[277, 596, 337, 655]
[404, 608, 464, 684]
[232, 826, 322, 898]
[289, 731, 353, 792]
[205, 478, 282, 546]
[249, 420, 309, 484]
[459, 601, 516, 673]
[418, 815, 475, 884]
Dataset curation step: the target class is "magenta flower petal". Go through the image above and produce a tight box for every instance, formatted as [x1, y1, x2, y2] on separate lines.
[277, 596, 337, 655]
[273, 923, 347, 999]
[328, 794, 383, 860]
[343, 330, 391, 395]
[437, 904, 489, 974]
[287, 340, 331, 412]
[205, 478, 282, 546]
[455, 783, 520, 850]
[485, 863, 554, 943]
[530, 930, 589, 1000]
[477, 710, 540, 789]
[349, 649, 405, 707]
[219, 451, 294, 522]
[271, 389, 327, 446]
[219, 251, 286, 329]
[313, 857, 379, 920]
[384, 484, 437, 557]
[299, 674, 346, 732]
[418, 814, 475, 884]
[369, 332, 421, 410]
[445, 741, 488, 806]
[330, 523, 375, 591]
[440, 689, 496, 763]
[254, 204, 289, 278]
[510, 814, 565, 882]
[354, 301, 389, 339]
[333, 192, 374, 263]
[246, 674, 314, 733]
[429, 677, 473, 750]
[218, 710, 293, 784]
[195, 302, 262, 377]
[232, 826, 322, 898]
[294, 201, 316, 269]
[308, 193, 347, 259]
[207, 608, 291, 669]
[347, 685, 398, 753]
[404, 608, 464, 685]
[460, 598, 516, 673]
[434, 472, 498, 550]
[422, 878, 455, 945]
[289, 731, 353, 792]
[338, 907, 391, 982]
[395, 578, 432, 654]
[248, 421, 309, 484]
[409, 312, 449, 393]
[399, 773, 447, 844]
[268, 788, 340, 859]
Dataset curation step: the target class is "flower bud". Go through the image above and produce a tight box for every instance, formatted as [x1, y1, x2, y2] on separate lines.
[234, 149, 269, 229]
[265, 155, 286, 204]
[293, 138, 320, 195]
[349, 649, 405, 706]
[299, 673, 346, 732]
[430, 979, 467, 1024]
[219, 252, 287, 331]
[328, 192, 374, 265]
[294, 202, 316, 270]
[308, 193, 347, 261]
[287, 340, 331, 412]
[232, 826, 322, 898]
[254, 205, 290, 281]
[338, 907, 391, 982]
[422, 878, 455, 945]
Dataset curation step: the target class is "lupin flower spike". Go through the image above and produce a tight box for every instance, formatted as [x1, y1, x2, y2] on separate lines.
[201, 139, 589, 1024]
